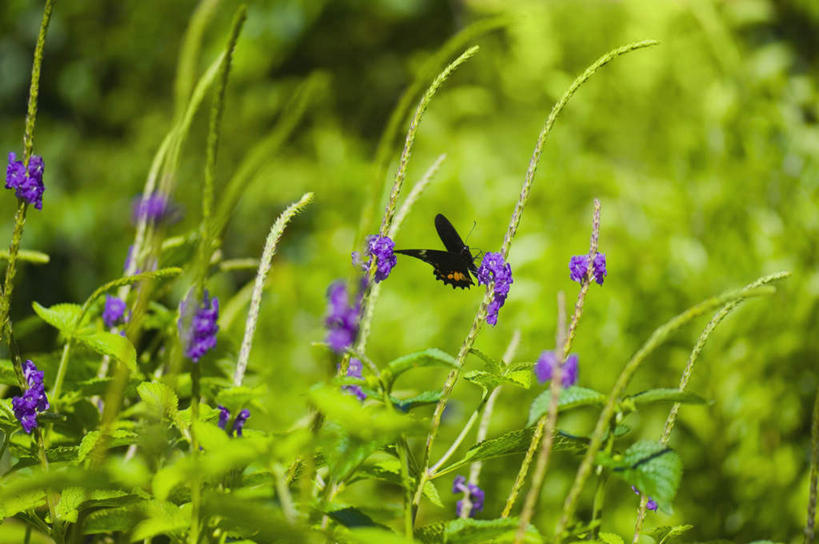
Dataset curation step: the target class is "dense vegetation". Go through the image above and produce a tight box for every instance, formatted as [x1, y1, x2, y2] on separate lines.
[0, 1, 817, 543]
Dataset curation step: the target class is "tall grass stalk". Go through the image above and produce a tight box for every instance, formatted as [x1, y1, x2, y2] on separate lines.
[234, 193, 314, 386]
[806, 385, 819, 544]
[631, 286, 778, 540]
[554, 272, 788, 540]
[514, 201, 601, 543]
[0, 0, 56, 343]
[355, 154, 446, 353]
[413, 40, 657, 518]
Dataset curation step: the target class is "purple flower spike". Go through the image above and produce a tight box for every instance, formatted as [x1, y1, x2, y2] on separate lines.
[534, 351, 578, 388]
[132, 193, 179, 225]
[361, 235, 397, 282]
[103, 295, 128, 329]
[232, 409, 250, 437]
[569, 253, 607, 285]
[452, 474, 485, 517]
[325, 281, 361, 354]
[5, 152, 45, 209]
[476, 252, 513, 327]
[12, 360, 49, 433]
[217, 405, 230, 430]
[178, 290, 219, 363]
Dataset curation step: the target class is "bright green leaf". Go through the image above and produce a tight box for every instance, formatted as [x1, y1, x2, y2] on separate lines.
[384, 348, 457, 387]
[528, 386, 606, 425]
[76, 330, 137, 372]
[32, 302, 82, 335]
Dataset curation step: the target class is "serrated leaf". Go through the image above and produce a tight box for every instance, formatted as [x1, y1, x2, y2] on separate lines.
[528, 386, 607, 425]
[384, 348, 457, 387]
[468, 348, 502, 371]
[649, 524, 693, 544]
[137, 382, 179, 422]
[32, 302, 82, 335]
[418, 517, 541, 544]
[438, 427, 586, 476]
[215, 384, 265, 411]
[76, 330, 137, 372]
[356, 455, 442, 507]
[83, 504, 145, 534]
[131, 501, 191, 541]
[603, 441, 682, 511]
[464, 370, 530, 392]
[77, 429, 139, 462]
[391, 390, 443, 412]
[345, 528, 418, 544]
[194, 420, 231, 452]
[0, 489, 46, 518]
[56, 487, 129, 523]
[599, 533, 625, 544]
[624, 389, 706, 408]
[82, 267, 182, 313]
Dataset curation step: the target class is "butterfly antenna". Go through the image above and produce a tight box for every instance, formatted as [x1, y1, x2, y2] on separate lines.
[465, 220, 477, 244]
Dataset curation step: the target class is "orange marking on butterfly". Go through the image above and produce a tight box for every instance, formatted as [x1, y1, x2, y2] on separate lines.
[447, 272, 467, 281]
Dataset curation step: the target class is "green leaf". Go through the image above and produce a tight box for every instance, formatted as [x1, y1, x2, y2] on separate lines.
[194, 420, 231, 452]
[356, 455, 442, 508]
[384, 348, 457, 387]
[131, 501, 191, 541]
[0, 488, 46, 518]
[136, 382, 179, 423]
[77, 428, 139, 462]
[309, 386, 423, 440]
[468, 348, 502, 371]
[56, 487, 129, 523]
[649, 524, 693, 544]
[622, 389, 706, 410]
[391, 390, 443, 412]
[418, 518, 541, 544]
[528, 386, 607, 425]
[601, 441, 682, 511]
[83, 504, 145, 534]
[344, 528, 418, 544]
[75, 330, 137, 372]
[599, 533, 625, 544]
[81, 267, 182, 316]
[0, 359, 16, 385]
[327, 507, 387, 529]
[438, 427, 585, 476]
[464, 370, 530, 392]
[215, 384, 265, 411]
[32, 302, 83, 335]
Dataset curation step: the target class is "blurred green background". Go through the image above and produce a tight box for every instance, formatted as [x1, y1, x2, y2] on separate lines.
[1, 0, 817, 541]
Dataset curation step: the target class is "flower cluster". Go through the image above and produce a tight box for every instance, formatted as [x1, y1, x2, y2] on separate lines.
[569, 252, 607, 285]
[476, 251, 513, 326]
[452, 475, 485, 518]
[102, 295, 128, 329]
[354, 235, 397, 283]
[325, 281, 360, 353]
[12, 360, 50, 434]
[534, 351, 579, 388]
[132, 193, 178, 225]
[342, 358, 367, 401]
[5, 152, 45, 209]
[178, 290, 219, 362]
[632, 486, 658, 511]
[217, 405, 251, 437]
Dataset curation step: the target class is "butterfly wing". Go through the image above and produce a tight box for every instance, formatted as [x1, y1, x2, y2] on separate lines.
[435, 214, 478, 274]
[394, 249, 474, 289]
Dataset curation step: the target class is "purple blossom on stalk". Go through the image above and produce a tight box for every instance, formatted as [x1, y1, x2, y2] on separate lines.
[452, 474, 485, 517]
[218, 405, 230, 430]
[11, 360, 49, 434]
[132, 193, 179, 225]
[476, 251, 513, 327]
[354, 235, 397, 282]
[232, 409, 250, 436]
[342, 358, 367, 401]
[568, 252, 607, 285]
[102, 295, 127, 329]
[178, 290, 219, 362]
[534, 351, 579, 388]
[632, 486, 658, 511]
[5, 152, 45, 209]
[325, 281, 360, 353]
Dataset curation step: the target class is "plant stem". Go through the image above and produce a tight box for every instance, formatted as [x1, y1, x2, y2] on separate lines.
[190, 361, 201, 544]
[804, 385, 819, 544]
[51, 341, 72, 402]
[430, 393, 488, 475]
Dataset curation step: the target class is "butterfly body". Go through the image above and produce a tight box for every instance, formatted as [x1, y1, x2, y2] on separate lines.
[394, 214, 478, 289]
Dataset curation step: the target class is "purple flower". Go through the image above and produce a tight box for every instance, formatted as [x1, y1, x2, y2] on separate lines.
[632, 486, 658, 511]
[102, 295, 127, 329]
[325, 281, 360, 354]
[12, 360, 49, 433]
[452, 475, 485, 517]
[132, 193, 179, 225]
[569, 253, 607, 285]
[356, 235, 397, 282]
[178, 290, 219, 362]
[218, 405, 230, 430]
[476, 252, 513, 327]
[534, 351, 578, 388]
[232, 409, 250, 437]
[342, 358, 367, 401]
[5, 152, 45, 210]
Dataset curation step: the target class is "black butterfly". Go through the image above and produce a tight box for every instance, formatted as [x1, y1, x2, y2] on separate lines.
[394, 214, 479, 289]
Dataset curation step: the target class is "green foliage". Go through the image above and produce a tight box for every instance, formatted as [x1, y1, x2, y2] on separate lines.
[598, 441, 683, 512]
[528, 386, 607, 425]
